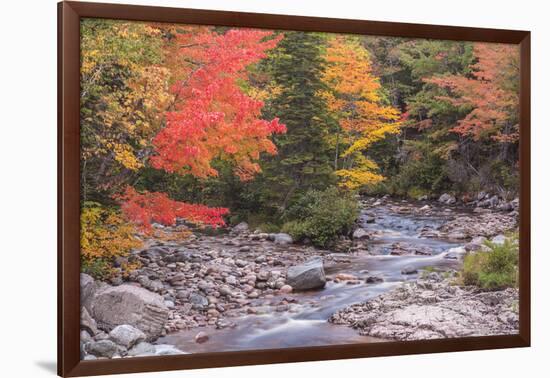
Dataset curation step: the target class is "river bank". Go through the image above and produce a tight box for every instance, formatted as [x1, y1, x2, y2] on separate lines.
[79, 195, 519, 359]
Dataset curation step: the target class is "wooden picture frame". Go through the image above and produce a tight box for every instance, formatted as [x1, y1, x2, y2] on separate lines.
[58, 1, 530, 376]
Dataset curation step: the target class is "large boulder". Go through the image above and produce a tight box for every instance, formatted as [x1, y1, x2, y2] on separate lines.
[80, 273, 107, 313]
[91, 284, 169, 340]
[286, 257, 326, 291]
[80, 307, 99, 336]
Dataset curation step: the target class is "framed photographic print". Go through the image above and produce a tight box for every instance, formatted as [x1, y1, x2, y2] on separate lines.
[58, 1, 530, 376]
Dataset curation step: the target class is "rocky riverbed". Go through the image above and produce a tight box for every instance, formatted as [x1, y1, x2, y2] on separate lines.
[80, 194, 520, 359]
[329, 273, 519, 340]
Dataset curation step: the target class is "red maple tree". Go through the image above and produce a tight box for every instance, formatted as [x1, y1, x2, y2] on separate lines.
[151, 27, 286, 181]
[120, 27, 285, 230]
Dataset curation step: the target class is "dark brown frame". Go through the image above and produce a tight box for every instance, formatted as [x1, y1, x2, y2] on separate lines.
[58, 1, 531, 376]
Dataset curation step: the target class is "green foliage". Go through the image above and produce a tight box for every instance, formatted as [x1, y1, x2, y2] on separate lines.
[462, 236, 519, 290]
[256, 223, 281, 234]
[384, 139, 450, 197]
[254, 31, 337, 213]
[281, 187, 359, 247]
[363, 37, 519, 196]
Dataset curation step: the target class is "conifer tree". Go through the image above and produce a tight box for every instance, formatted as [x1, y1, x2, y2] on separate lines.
[257, 31, 336, 212]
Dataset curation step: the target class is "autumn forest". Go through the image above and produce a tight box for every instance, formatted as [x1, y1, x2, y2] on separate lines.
[79, 19, 521, 356]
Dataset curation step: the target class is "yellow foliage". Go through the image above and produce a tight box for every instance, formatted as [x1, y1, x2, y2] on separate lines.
[322, 36, 401, 189]
[80, 203, 143, 278]
[81, 20, 173, 177]
[113, 143, 143, 171]
[336, 155, 384, 189]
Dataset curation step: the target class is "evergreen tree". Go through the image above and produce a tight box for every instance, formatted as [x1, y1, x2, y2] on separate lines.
[255, 31, 336, 214]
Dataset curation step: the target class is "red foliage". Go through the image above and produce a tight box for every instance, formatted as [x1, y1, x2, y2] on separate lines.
[118, 187, 229, 231]
[150, 28, 286, 181]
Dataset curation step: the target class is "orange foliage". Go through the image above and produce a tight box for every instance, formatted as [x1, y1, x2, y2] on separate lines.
[425, 43, 519, 142]
[321, 36, 401, 189]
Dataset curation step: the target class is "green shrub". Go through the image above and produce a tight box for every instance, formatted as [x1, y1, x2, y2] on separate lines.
[407, 187, 430, 200]
[281, 187, 359, 248]
[461, 235, 518, 290]
[382, 139, 450, 197]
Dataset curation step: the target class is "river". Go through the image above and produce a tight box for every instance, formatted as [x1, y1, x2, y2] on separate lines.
[157, 199, 468, 353]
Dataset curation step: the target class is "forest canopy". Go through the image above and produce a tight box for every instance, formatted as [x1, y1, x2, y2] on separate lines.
[80, 19, 519, 277]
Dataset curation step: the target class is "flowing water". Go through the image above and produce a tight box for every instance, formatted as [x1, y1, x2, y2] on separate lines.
[159, 201, 465, 353]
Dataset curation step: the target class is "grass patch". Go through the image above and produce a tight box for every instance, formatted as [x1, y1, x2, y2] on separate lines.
[461, 234, 518, 290]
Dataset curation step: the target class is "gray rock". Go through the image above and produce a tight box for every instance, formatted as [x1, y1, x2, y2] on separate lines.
[491, 234, 507, 245]
[81, 307, 99, 336]
[127, 341, 156, 357]
[488, 195, 500, 208]
[279, 284, 293, 293]
[365, 276, 384, 284]
[443, 246, 467, 260]
[438, 193, 456, 205]
[235, 259, 248, 268]
[273, 233, 293, 245]
[91, 284, 169, 340]
[87, 339, 124, 358]
[447, 232, 467, 240]
[109, 325, 146, 349]
[137, 276, 164, 293]
[189, 293, 209, 309]
[154, 344, 185, 355]
[465, 236, 488, 252]
[286, 256, 326, 290]
[224, 275, 237, 285]
[497, 202, 514, 211]
[364, 215, 376, 223]
[168, 273, 186, 285]
[80, 330, 93, 344]
[80, 273, 107, 313]
[140, 246, 171, 261]
[195, 331, 209, 343]
[401, 266, 418, 275]
[477, 191, 489, 200]
[233, 222, 249, 233]
[330, 279, 519, 341]
[352, 228, 370, 240]
[93, 331, 109, 341]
